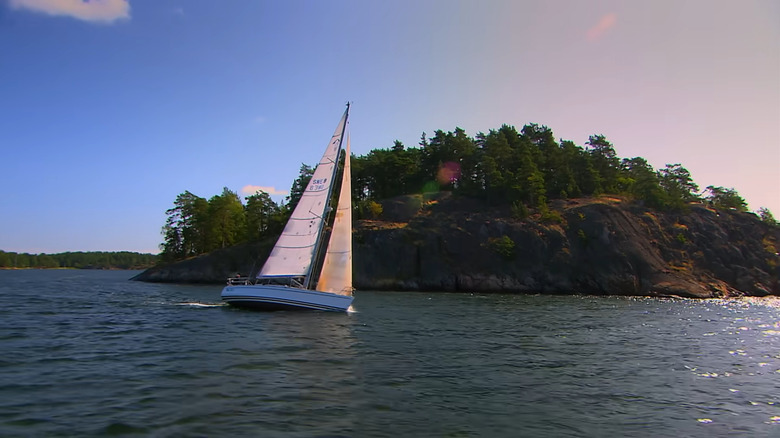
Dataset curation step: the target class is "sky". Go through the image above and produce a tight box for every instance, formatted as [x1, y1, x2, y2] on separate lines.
[1, 0, 778, 254]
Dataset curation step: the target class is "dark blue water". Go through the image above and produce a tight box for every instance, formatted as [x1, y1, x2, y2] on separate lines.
[1, 270, 778, 437]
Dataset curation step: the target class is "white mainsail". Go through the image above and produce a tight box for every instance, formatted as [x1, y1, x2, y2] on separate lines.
[258, 108, 348, 281]
[317, 133, 352, 295]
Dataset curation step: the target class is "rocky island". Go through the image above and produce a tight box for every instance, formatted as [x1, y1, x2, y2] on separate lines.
[132, 193, 779, 298]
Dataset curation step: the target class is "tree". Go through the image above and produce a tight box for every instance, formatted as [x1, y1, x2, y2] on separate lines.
[245, 190, 281, 241]
[351, 153, 371, 202]
[758, 207, 777, 226]
[418, 132, 428, 149]
[36, 254, 58, 268]
[658, 164, 699, 208]
[558, 140, 584, 197]
[571, 149, 601, 196]
[286, 164, 314, 212]
[586, 134, 620, 193]
[206, 188, 247, 250]
[619, 157, 665, 207]
[352, 141, 426, 200]
[451, 127, 480, 195]
[522, 124, 574, 198]
[160, 225, 182, 260]
[6, 251, 158, 269]
[420, 127, 479, 194]
[161, 191, 209, 260]
[479, 129, 516, 203]
[516, 143, 546, 207]
[704, 186, 747, 212]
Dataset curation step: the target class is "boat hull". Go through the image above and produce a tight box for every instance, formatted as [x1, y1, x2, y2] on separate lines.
[221, 284, 353, 312]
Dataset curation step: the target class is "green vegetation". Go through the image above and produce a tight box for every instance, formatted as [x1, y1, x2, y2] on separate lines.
[487, 236, 516, 259]
[577, 229, 588, 246]
[510, 201, 529, 220]
[758, 207, 777, 226]
[0, 251, 157, 269]
[356, 199, 383, 219]
[350, 124, 764, 218]
[159, 121, 775, 262]
[160, 187, 287, 262]
[704, 186, 748, 212]
[350, 123, 773, 222]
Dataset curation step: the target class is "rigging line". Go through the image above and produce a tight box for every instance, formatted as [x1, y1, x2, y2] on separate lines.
[313, 158, 337, 168]
[307, 208, 327, 220]
[273, 243, 317, 249]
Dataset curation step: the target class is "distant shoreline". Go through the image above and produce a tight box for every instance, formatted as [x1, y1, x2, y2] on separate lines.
[0, 250, 158, 270]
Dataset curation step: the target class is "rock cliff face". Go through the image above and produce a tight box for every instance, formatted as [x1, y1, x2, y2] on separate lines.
[130, 241, 273, 284]
[133, 194, 780, 298]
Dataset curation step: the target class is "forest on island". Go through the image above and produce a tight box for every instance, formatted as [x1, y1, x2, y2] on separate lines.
[159, 123, 777, 262]
[0, 251, 158, 269]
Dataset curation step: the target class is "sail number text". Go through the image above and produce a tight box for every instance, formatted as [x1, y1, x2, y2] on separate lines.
[308, 178, 328, 191]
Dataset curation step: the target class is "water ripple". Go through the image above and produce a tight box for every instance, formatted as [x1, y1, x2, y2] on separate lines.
[0, 271, 779, 436]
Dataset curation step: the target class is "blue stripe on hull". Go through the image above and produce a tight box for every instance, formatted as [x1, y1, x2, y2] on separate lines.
[222, 295, 350, 312]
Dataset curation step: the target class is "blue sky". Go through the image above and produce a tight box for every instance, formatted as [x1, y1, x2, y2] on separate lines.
[1, 0, 778, 254]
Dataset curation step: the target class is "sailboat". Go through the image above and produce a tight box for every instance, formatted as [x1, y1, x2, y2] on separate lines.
[221, 104, 354, 311]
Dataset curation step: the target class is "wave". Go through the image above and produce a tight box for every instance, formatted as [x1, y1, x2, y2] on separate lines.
[175, 302, 226, 308]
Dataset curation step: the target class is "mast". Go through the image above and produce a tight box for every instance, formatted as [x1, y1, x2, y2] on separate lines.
[304, 102, 350, 289]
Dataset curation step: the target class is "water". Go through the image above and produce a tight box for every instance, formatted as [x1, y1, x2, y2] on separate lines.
[1, 270, 778, 437]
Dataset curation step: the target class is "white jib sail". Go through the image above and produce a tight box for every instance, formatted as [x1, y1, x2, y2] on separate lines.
[317, 133, 352, 295]
[258, 109, 347, 279]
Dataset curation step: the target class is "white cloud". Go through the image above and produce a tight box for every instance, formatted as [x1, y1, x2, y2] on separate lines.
[586, 13, 616, 42]
[9, 0, 130, 23]
[241, 185, 288, 197]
